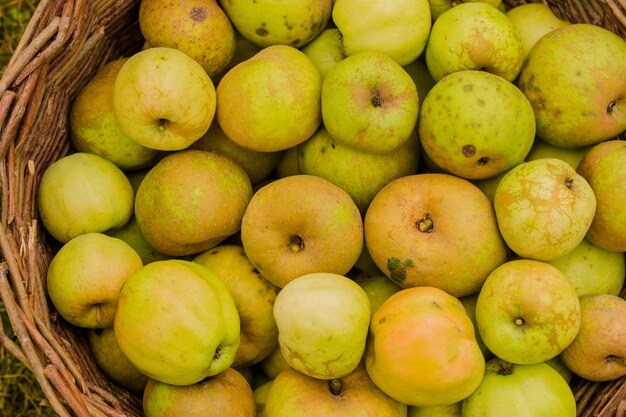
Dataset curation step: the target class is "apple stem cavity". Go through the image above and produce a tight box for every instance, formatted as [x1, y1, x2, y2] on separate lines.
[607, 99, 617, 114]
[214, 346, 222, 360]
[605, 355, 626, 366]
[157, 118, 168, 131]
[497, 361, 514, 376]
[416, 216, 434, 233]
[370, 89, 383, 108]
[288, 234, 305, 253]
[564, 178, 574, 189]
[514, 317, 524, 326]
[329, 379, 342, 396]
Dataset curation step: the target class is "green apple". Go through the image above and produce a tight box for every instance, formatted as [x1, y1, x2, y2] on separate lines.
[114, 260, 240, 386]
[301, 28, 345, 80]
[297, 126, 420, 213]
[366, 286, 485, 407]
[264, 362, 406, 417]
[525, 138, 589, 169]
[402, 58, 436, 105]
[494, 158, 597, 261]
[321, 51, 419, 154]
[134, 150, 253, 257]
[194, 244, 280, 367]
[418, 70, 535, 180]
[139, 0, 236, 77]
[106, 216, 170, 265]
[46, 233, 142, 328]
[471, 167, 512, 204]
[353, 245, 384, 277]
[560, 293, 626, 382]
[544, 356, 573, 384]
[69, 58, 161, 171]
[475, 259, 581, 364]
[429, 0, 502, 21]
[517, 23, 626, 148]
[274, 146, 300, 178]
[212, 30, 262, 84]
[353, 275, 402, 318]
[143, 368, 256, 417]
[408, 402, 462, 417]
[273, 272, 371, 379]
[240, 175, 363, 288]
[461, 358, 576, 417]
[38, 152, 134, 243]
[220, 0, 331, 48]
[254, 379, 273, 417]
[505, 3, 570, 60]
[545, 238, 625, 297]
[191, 120, 283, 185]
[113, 47, 216, 151]
[260, 344, 292, 380]
[87, 327, 148, 392]
[217, 45, 322, 152]
[365, 173, 508, 298]
[576, 139, 626, 251]
[333, 0, 431, 66]
[425, 2, 524, 82]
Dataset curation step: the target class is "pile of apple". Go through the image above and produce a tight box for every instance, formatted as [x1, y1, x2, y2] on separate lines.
[36, 0, 626, 416]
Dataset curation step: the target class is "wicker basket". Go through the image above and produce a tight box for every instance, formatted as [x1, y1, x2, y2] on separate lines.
[1, 0, 625, 416]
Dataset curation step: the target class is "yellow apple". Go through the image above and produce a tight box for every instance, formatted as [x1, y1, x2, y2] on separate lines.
[366, 286, 485, 406]
[273, 273, 371, 379]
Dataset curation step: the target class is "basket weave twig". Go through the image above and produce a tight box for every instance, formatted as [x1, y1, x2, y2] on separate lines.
[0, 0, 625, 416]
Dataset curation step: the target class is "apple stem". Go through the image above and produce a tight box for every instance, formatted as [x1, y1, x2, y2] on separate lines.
[514, 317, 524, 326]
[329, 379, 342, 396]
[370, 88, 383, 108]
[416, 216, 433, 233]
[288, 234, 305, 253]
[607, 99, 617, 114]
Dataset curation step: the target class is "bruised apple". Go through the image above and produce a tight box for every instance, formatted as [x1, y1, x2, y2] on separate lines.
[114, 260, 240, 386]
[273, 273, 371, 379]
[364, 173, 507, 298]
[365, 286, 485, 407]
[139, 0, 236, 77]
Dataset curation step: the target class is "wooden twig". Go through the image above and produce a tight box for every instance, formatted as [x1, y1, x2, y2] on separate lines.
[0, 265, 72, 417]
[0, 16, 60, 96]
